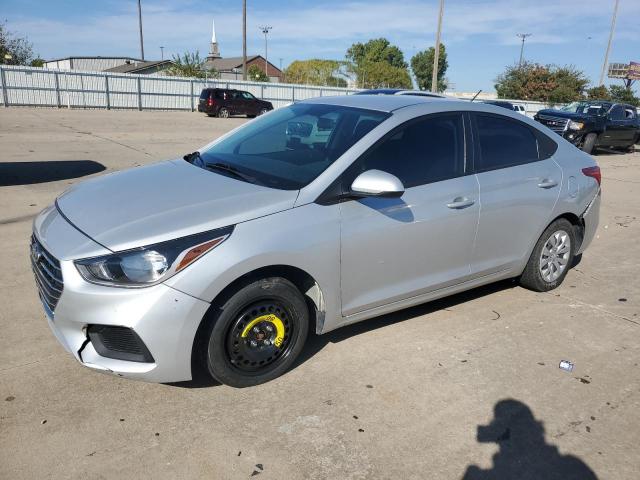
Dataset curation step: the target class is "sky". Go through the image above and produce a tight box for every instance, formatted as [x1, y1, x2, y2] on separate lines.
[3, 0, 639, 93]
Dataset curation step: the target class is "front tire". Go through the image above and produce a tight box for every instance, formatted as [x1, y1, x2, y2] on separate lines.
[520, 219, 575, 292]
[203, 278, 309, 387]
[581, 133, 597, 155]
[217, 107, 230, 119]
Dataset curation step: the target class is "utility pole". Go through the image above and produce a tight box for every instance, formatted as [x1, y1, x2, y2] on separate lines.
[160, 46, 164, 60]
[600, 0, 619, 86]
[517, 33, 532, 67]
[137, 0, 145, 60]
[431, 0, 445, 93]
[259, 25, 272, 78]
[242, 0, 247, 80]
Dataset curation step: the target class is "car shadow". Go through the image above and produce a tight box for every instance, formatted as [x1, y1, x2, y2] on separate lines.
[0, 160, 106, 186]
[462, 398, 598, 479]
[171, 278, 519, 389]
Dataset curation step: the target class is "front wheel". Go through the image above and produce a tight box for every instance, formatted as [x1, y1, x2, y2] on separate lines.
[217, 107, 230, 119]
[520, 219, 575, 292]
[581, 133, 597, 155]
[258, 108, 269, 116]
[203, 278, 309, 387]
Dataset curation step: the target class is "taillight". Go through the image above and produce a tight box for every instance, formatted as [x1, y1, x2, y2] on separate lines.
[207, 97, 214, 107]
[582, 166, 601, 186]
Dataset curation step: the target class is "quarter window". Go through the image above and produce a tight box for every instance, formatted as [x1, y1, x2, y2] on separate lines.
[350, 113, 465, 189]
[475, 114, 539, 171]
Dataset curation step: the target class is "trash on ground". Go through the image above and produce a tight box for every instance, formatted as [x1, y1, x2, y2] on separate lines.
[559, 360, 575, 372]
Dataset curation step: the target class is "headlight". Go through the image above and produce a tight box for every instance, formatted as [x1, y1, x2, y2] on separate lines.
[75, 226, 233, 287]
[568, 120, 585, 131]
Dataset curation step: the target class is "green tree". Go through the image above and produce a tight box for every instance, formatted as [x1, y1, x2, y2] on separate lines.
[248, 64, 269, 82]
[0, 22, 35, 65]
[166, 51, 217, 79]
[609, 85, 640, 106]
[359, 60, 412, 89]
[585, 85, 611, 100]
[495, 62, 588, 102]
[346, 38, 409, 88]
[30, 57, 44, 67]
[283, 59, 347, 87]
[411, 44, 448, 92]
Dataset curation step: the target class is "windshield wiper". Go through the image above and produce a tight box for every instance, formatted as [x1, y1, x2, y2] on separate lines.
[183, 151, 203, 163]
[205, 162, 258, 184]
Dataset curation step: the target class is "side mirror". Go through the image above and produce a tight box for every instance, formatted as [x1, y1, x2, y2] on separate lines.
[350, 170, 405, 198]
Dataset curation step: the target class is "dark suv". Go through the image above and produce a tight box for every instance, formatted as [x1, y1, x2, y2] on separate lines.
[534, 101, 640, 154]
[198, 88, 273, 118]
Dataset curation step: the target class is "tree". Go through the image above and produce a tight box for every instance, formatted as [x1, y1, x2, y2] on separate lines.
[585, 85, 611, 100]
[0, 22, 35, 65]
[166, 51, 217, 79]
[609, 85, 640, 106]
[494, 62, 588, 103]
[248, 64, 269, 82]
[358, 60, 412, 89]
[346, 38, 410, 88]
[411, 44, 448, 92]
[283, 59, 347, 87]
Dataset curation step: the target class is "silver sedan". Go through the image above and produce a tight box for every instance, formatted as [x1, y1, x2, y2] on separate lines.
[31, 95, 600, 387]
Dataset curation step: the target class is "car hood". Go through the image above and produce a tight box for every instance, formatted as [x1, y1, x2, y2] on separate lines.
[536, 109, 594, 122]
[56, 159, 299, 252]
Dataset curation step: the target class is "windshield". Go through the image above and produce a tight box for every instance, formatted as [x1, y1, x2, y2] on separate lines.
[197, 103, 390, 189]
[558, 102, 611, 115]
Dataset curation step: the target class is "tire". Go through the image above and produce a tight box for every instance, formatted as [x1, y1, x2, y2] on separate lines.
[581, 133, 597, 155]
[258, 108, 269, 116]
[217, 107, 230, 119]
[247, 114, 256, 118]
[202, 277, 309, 387]
[520, 219, 576, 292]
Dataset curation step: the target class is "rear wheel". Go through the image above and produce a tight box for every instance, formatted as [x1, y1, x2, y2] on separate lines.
[202, 278, 309, 387]
[581, 133, 597, 155]
[217, 107, 230, 119]
[520, 219, 575, 292]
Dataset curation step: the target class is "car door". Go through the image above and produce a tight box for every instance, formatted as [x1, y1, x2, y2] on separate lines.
[241, 91, 259, 116]
[339, 113, 480, 316]
[470, 112, 562, 276]
[605, 104, 629, 146]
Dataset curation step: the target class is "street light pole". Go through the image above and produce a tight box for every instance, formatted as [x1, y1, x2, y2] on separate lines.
[599, 0, 619, 86]
[259, 25, 272, 78]
[431, 0, 445, 93]
[137, 0, 145, 60]
[242, 0, 247, 80]
[517, 33, 532, 67]
[160, 46, 164, 60]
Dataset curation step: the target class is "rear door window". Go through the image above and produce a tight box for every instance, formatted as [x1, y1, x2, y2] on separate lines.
[474, 114, 540, 172]
[199, 89, 211, 99]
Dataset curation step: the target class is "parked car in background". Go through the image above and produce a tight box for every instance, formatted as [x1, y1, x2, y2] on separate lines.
[534, 101, 640, 154]
[513, 104, 526, 114]
[482, 100, 516, 111]
[32, 96, 600, 387]
[198, 88, 273, 118]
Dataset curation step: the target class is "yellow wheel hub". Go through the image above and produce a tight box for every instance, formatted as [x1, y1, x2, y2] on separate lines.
[240, 314, 286, 348]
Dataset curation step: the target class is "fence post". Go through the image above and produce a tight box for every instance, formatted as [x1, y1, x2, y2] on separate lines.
[53, 71, 61, 108]
[0, 66, 8, 107]
[137, 76, 142, 111]
[291, 86, 295, 103]
[104, 75, 111, 110]
[190, 80, 194, 112]
[261, 84, 265, 99]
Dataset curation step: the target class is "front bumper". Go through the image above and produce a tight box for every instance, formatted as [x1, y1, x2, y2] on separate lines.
[33, 206, 210, 383]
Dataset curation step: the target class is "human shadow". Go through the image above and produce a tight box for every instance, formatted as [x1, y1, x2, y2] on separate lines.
[0, 160, 106, 186]
[462, 399, 598, 480]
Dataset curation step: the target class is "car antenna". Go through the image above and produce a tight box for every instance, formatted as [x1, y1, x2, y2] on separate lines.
[470, 89, 482, 102]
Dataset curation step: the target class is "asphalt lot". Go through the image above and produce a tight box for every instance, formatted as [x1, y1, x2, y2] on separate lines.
[1, 107, 639, 479]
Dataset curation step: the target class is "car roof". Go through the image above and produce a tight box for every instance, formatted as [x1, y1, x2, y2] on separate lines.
[300, 94, 459, 112]
[353, 88, 402, 95]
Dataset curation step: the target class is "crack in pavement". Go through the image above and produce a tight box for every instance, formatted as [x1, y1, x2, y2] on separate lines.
[550, 291, 640, 327]
[59, 123, 152, 157]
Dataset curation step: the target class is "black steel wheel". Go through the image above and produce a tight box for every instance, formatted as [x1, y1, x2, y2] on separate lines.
[202, 277, 309, 387]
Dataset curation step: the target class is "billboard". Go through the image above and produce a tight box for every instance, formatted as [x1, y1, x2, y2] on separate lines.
[608, 62, 640, 80]
[628, 62, 640, 80]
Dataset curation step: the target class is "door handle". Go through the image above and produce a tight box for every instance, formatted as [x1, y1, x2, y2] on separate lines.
[537, 179, 558, 189]
[446, 197, 475, 209]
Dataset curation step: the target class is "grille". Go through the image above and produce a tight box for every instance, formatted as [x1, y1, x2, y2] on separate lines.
[87, 325, 155, 363]
[537, 114, 569, 135]
[30, 235, 63, 313]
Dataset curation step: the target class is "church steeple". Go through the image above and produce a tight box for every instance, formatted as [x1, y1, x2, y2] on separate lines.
[208, 18, 221, 60]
